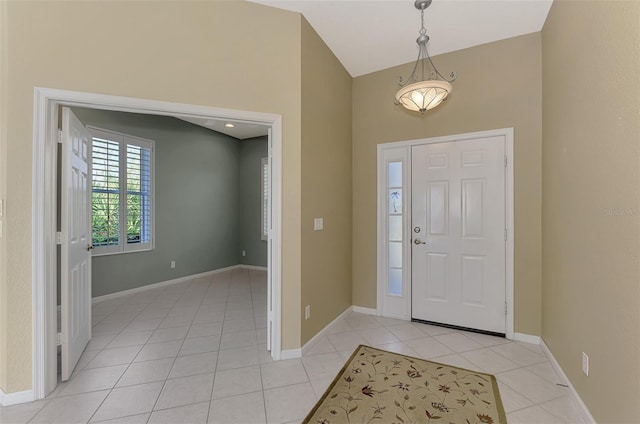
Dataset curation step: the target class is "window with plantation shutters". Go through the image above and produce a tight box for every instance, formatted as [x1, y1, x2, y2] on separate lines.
[261, 157, 269, 241]
[89, 127, 154, 255]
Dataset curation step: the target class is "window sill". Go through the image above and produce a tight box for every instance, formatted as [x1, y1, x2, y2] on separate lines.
[92, 246, 153, 257]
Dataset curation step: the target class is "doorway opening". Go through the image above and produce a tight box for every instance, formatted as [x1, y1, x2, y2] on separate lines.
[33, 87, 283, 400]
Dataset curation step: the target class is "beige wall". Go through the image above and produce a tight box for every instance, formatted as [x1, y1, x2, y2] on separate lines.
[352, 33, 543, 335]
[2, 0, 303, 393]
[541, 1, 640, 421]
[300, 19, 353, 344]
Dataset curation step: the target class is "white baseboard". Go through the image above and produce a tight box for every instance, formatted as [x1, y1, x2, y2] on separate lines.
[352, 306, 377, 316]
[302, 306, 354, 356]
[280, 348, 302, 360]
[92, 265, 242, 304]
[513, 332, 541, 345]
[541, 340, 596, 424]
[240, 265, 267, 271]
[0, 388, 35, 406]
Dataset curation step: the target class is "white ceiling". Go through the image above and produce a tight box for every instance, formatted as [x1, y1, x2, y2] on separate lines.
[180, 0, 552, 136]
[250, 0, 553, 77]
[178, 116, 269, 140]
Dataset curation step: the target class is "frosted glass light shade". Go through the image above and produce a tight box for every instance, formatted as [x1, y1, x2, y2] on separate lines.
[395, 80, 452, 113]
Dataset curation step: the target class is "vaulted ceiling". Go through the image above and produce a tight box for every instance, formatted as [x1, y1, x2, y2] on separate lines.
[251, 0, 553, 77]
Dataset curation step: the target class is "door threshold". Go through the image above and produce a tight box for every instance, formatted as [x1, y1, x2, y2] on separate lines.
[411, 318, 505, 338]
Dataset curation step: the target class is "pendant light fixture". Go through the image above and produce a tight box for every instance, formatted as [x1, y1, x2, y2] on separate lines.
[395, 0, 457, 113]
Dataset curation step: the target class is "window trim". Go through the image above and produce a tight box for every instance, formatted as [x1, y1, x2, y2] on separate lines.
[88, 126, 156, 256]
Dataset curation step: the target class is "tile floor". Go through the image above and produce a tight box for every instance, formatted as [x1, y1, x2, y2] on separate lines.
[0, 268, 588, 424]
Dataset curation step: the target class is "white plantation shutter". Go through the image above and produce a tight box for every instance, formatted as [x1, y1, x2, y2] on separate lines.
[261, 157, 269, 240]
[125, 143, 152, 245]
[91, 137, 120, 247]
[89, 127, 154, 255]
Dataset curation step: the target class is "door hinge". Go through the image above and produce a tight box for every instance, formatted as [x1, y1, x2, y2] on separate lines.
[57, 130, 63, 144]
[504, 229, 507, 241]
[504, 155, 507, 168]
[504, 302, 508, 316]
[56, 332, 62, 346]
[56, 231, 63, 245]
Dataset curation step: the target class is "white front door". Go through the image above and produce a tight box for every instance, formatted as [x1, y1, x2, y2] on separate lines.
[411, 136, 506, 334]
[61, 107, 92, 380]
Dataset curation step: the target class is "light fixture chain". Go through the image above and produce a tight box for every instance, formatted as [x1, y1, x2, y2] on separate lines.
[420, 9, 427, 35]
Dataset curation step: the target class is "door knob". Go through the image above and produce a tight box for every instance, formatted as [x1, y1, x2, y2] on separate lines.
[87, 244, 94, 251]
[414, 238, 426, 245]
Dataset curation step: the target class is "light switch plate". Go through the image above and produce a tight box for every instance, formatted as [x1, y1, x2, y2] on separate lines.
[314, 218, 323, 231]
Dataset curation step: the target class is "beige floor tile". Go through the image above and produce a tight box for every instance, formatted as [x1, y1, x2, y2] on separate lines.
[188, 322, 224, 339]
[169, 351, 218, 379]
[31, 390, 109, 424]
[301, 352, 344, 382]
[209, 390, 266, 424]
[406, 337, 454, 359]
[507, 405, 563, 424]
[92, 413, 151, 423]
[217, 345, 260, 370]
[148, 402, 209, 424]
[461, 348, 520, 374]
[260, 359, 309, 390]
[179, 335, 220, 356]
[374, 341, 419, 357]
[491, 342, 547, 367]
[91, 382, 164, 422]
[360, 327, 400, 345]
[497, 368, 569, 404]
[539, 395, 588, 423]
[86, 346, 143, 369]
[123, 319, 163, 333]
[430, 353, 480, 371]
[59, 365, 128, 396]
[155, 373, 214, 410]
[433, 332, 484, 353]
[212, 365, 263, 399]
[497, 381, 534, 413]
[327, 331, 367, 352]
[264, 382, 316, 424]
[303, 337, 336, 356]
[106, 330, 153, 349]
[0, 399, 49, 424]
[386, 323, 429, 341]
[147, 326, 189, 344]
[116, 358, 174, 387]
[85, 334, 117, 351]
[134, 340, 182, 362]
[219, 329, 258, 350]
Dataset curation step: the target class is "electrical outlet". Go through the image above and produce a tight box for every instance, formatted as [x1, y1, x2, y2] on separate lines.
[582, 352, 589, 376]
[313, 218, 323, 231]
[170, 260, 176, 269]
[305, 305, 311, 320]
[242, 250, 246, 257]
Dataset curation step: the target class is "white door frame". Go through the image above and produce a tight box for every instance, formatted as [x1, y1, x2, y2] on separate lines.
[32, 87, 284, 400]
[376, 128, 514, 339]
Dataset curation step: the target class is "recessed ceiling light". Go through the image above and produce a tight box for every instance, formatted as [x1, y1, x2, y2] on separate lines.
[224, 123, 235, 128]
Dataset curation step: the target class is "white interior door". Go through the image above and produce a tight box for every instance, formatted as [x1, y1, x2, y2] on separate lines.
[61, 107, 92, 380]
[411, 136, 506, 334]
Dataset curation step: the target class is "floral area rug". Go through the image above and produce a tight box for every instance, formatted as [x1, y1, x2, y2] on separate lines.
[303, 345, 507, 424]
